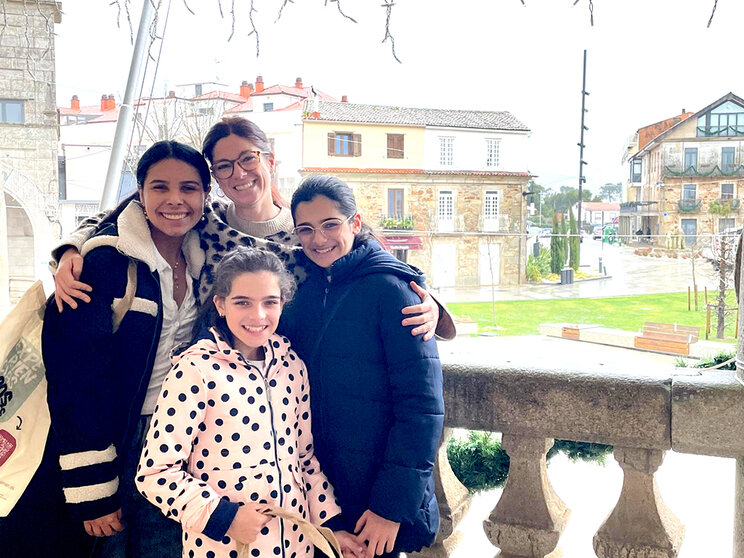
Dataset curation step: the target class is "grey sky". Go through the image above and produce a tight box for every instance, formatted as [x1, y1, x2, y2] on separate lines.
[54, 0, 744, 195]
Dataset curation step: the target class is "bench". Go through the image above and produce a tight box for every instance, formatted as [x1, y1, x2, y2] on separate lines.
[633, 321, 700, 355]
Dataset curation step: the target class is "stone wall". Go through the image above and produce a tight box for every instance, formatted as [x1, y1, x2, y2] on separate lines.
[660, 176, 743, 236]
[306, 171, 529, 286]
[0, 1, 61, 300]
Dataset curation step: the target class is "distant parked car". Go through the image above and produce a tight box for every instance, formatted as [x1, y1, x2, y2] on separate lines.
[592, 224, 605, 240]
[539, 227, 552, 238]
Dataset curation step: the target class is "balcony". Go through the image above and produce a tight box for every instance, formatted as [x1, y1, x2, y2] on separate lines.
[678, 199, 702, 212]
[620, 200, 658, 216]
[379, 214, 414, 231]
[663, 163, 744, 178]
[714, 198, 742, 212]
[417, 352, 744, 558]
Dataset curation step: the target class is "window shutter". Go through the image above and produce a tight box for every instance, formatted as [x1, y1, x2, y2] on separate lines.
[387, 134, 394, 158]
[397, 134, 404, 158]
[328, 132, 336, 155]
[352, 134, 362, 157]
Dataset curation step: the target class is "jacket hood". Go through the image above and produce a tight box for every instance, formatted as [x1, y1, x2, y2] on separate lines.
[172, 327, 294, 368]
[312, 240, 427, 287]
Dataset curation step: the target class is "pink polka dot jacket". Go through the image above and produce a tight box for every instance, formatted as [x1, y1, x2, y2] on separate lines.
[135, 329, 341, 558]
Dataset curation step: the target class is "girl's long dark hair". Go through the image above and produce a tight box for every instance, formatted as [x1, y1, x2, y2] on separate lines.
[192, 246, 296, 345]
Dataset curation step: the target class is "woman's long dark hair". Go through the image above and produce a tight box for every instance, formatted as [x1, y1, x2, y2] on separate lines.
[290, 174, 376, 248]
[192, 246, 296, 345]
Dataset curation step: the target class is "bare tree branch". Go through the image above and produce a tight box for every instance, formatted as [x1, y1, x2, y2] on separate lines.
[227, 0, 236, 40]
[181, 0, 195, 16]
[216, 0, 224, 18]
[381, 1, 401, 64]
[0, 0, 8, 44]
[572, 0, 594, 26]
[708, 0, 719, 27]
[246, 0, 260, 57]
[275, 0, 294, 23]
[329, 0, 357, 24]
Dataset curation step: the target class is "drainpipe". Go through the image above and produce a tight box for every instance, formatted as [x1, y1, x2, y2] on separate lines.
[99, 0, 156, 210]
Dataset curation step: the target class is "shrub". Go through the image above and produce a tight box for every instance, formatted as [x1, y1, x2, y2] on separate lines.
[447, 430, 613, 492]
[526, 258, 542, 282]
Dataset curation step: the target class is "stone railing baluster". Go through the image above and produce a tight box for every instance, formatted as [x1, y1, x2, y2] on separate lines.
[483, 434, 569, 558]
[410, 427, 471, 558]
[593, 447, 683, 557]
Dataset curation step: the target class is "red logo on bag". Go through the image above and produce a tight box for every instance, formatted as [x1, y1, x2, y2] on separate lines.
[0, 429, 16, 468]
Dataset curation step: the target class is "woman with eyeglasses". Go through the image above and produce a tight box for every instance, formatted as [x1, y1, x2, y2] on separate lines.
[282, 175, 444, 558]
[52, 117, 449, 340]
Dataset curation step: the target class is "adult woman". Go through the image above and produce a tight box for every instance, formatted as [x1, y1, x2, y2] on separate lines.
[282, 176, 444, 558]
[53, 116, 449, 338]
[41, 140, 211, 557]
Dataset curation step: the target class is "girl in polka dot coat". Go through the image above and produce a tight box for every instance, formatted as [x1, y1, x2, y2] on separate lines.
[136, 248, 358, 558]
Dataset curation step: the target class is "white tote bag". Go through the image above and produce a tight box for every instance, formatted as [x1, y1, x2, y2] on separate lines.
[0, 281, 50, 516]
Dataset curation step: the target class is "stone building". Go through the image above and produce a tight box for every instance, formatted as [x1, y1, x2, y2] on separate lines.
[621, 93, 744, 244]
[0, 0, 61, 302]
[301, 101, 531, 287]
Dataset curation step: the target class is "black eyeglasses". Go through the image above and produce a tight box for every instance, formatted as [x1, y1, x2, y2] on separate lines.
[210, 150, 267, 179]
[292, 215, 354, 240]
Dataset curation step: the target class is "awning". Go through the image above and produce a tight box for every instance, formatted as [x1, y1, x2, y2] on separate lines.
[379, 235, 423, 250]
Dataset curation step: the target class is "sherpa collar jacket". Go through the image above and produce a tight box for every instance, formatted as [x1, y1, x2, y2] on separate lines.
[41, 200, 204, 521]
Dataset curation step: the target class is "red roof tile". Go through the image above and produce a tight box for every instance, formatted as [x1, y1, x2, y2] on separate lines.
[254, 85, 335, 101]
[192, 91, 248, 103]
[225, 99, 254, 113]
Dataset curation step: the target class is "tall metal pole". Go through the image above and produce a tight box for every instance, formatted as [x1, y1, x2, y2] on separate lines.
[577, 49, 589, 231]
[99, 0, 156, 210]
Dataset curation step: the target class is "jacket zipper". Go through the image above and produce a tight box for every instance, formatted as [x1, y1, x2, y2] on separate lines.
[258, 342, 286, 558]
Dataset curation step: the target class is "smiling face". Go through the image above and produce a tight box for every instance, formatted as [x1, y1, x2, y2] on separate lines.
[211, 134, 274, 214]
[138, 158, 207, 240]
[213, 271, 283, 360]
[293, 195, 362, 269]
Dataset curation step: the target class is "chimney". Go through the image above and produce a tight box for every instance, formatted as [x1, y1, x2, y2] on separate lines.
[240, 80, 254, 99]
[295, 77, 303, 89]
[168, 90, 176, 98]
[71, 95, 80, 111]
[682, 108, 686, 114]
[101, 94, 108, 111]
[341, 95, 348, 103]
[255, 75, 264, 93]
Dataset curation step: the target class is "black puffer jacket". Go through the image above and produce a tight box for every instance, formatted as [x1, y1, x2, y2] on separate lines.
[281, 240, 444, 553]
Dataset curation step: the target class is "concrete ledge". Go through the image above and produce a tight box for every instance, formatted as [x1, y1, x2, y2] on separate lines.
[441, 358, 672, 449]
[672, 369, 744, 457]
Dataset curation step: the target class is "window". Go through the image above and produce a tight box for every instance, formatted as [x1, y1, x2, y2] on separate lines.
[387, 188, 404, 218]
[483, 190, 500, 231]
[387, 134, 404, 159]
[438, 190, 454, 231]
[439, 137, 454, 166]
[681, 219, 697, 246]
[683, 183, 697, 200]
[721, 183, 735, 200]
[0, 99, 24, 123]
[194, 84, 203, 96]
[684, 148, 698, 171]
[392, 249, 408, 263]
[630, 158, 642, 183]
[719, 218, 736, 233]
[263, 103, 274, 112]
[722, 147, 736, 172]
[486, 139, 500, 168]
[327, 132, 361, 157]
[697, 101, 744, 136]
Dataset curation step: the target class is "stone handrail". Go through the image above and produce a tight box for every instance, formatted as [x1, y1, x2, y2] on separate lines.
[411, 357, 744, 558]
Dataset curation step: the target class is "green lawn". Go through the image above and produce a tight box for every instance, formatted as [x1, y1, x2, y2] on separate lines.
[448, 291, 738, 342]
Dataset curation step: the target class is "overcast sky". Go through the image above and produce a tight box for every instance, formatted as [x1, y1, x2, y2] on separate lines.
[53, 0, 744, 195]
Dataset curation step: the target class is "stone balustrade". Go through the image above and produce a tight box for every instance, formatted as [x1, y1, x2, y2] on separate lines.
[411, 357, 744, 558]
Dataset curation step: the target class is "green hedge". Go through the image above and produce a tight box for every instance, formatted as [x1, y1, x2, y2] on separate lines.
[447, 431, 613, 492]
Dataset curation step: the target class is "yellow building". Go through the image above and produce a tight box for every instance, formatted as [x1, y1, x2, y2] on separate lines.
[301, 101, 531, 287]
